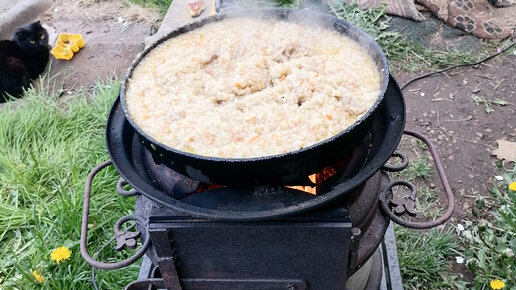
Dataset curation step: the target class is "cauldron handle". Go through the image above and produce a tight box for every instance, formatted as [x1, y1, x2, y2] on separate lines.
[80, 160, 151, 270]
[117, 177, 140, 197]
[379, 130, 455, 229]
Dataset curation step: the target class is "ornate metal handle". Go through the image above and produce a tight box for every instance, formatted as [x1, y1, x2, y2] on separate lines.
[379, 130, 455, 229]
[80, 160, 151, 270]
[382, 151, 409, 172]
[117, 177, 139, 197]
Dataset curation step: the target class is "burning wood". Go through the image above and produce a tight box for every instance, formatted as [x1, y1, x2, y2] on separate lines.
[288, 161, 345, 195]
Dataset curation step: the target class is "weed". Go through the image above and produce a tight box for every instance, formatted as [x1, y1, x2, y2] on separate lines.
[471, 94, 509, 114]
[393, 155, 432, 182]
[0, 79, 139, 289]
[276, 0, 301, 7]
[125, 0, 172, 15]
[235, 0, 302, 7]
[329, 2, 485, 71]
[396, 226, 466, 289]
[458, 164, 516, 288]
[411, 139, 427, 151]
[414, 185, 442, 219]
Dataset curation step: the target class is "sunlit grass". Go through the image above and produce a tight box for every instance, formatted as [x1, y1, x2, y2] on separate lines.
[125, 0, 172, 15]
[386, 135, 462, 287]
[396, 227, 466, 289]
[329, 2, 491, 71]
[458, 164, 516, 288]
[0, 79, 139, 289]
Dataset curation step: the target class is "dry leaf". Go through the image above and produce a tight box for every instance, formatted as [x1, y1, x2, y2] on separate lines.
[492, 140, 516, 162]
[187, 0, 206, 17]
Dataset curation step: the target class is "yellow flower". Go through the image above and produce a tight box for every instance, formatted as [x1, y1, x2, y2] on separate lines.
[490, 279, 505, 289]
[50, 246, 72, 264]
[509, 182, 516, 192]
[31, 270, 45, 283]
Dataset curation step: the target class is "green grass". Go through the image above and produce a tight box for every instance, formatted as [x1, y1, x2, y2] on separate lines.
[329, 2, 487, 71]
[228, 0, 302, 7]
[0, 79, 140, 289]
[126, 0, 173, 15]
[386, 137, 462, 287]
[413, 185, 442, 219]
[458, 164, 516, 289]
[389, 136, 516, 288]
[396, 227, 466, 289]
[400, 155, 432, 181]
[275, 0, 301, 6]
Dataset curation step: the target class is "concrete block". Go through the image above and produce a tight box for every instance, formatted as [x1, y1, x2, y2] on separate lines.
[145, 0, 216, 46]
[0, 0, 52, 39]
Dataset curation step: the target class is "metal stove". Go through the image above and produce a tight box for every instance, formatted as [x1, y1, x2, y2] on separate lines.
[80, 76, 454, 290]
[127, 171, 399, 290]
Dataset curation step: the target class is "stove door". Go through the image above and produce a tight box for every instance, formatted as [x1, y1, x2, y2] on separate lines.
[148, 217, 353, 290]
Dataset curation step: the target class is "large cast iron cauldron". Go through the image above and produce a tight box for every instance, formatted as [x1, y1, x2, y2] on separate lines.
[119, 8, 389, 185]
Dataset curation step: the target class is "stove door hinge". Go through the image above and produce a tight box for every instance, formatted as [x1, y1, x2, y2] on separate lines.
[150, 229, 183, 290]
[348, 227, 361, 271]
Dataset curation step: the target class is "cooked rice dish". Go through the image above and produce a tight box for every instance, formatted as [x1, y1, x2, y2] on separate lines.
[126, 17, 380, 158]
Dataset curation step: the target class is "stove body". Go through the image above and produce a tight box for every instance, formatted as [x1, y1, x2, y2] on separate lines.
[81, 76, 453, 290]
[144, 209, 353, 289]
[119, 168, 400, 290]
[133, 222, 402, 290]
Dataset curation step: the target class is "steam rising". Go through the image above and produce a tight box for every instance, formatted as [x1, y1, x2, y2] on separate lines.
[125, 13, 386, 158]
[215, 4, 387, 88]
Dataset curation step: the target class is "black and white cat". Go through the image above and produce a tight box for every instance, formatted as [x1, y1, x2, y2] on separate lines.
[0, 21, 50, 102]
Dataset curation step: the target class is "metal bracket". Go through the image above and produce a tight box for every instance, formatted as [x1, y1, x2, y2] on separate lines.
[379, 130, 455, 229]
[149, 228, 182, 290]
[80, 160, 151, 270]
[382, 151, 409, 172]
[387, 181, 417, 217]
[348, 227, 361, 270]
[117, 177, 139, 197]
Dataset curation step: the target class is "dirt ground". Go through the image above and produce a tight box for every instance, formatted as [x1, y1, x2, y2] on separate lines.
[396, 55, 516, 220]
[36, 0, 515, 284]
[40, 0, 161, 91]
[392, 52, 515, 285]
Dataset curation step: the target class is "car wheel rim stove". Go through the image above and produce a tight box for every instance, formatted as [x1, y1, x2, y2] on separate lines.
[80, 76, 454, 289]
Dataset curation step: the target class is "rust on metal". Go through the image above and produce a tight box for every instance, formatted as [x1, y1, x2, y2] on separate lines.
[387, 180, 417, 217]
[80, 160, 151, 270]
[379, 130, 455, 229]
[116, 177, 140, 197]
[114, 215, 143, 251]
[382, 151, 409, 172]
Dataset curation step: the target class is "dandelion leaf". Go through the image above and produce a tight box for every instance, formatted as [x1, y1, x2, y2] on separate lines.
[471, 94, 484, 104]
[490, 98, 509, 106]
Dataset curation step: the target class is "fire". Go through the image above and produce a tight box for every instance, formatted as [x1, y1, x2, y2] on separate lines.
[197, 183, 224, 192]
[287, 174, 318, 195]
[196, 159, 347, 194]
[287, 165, 339, 195]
